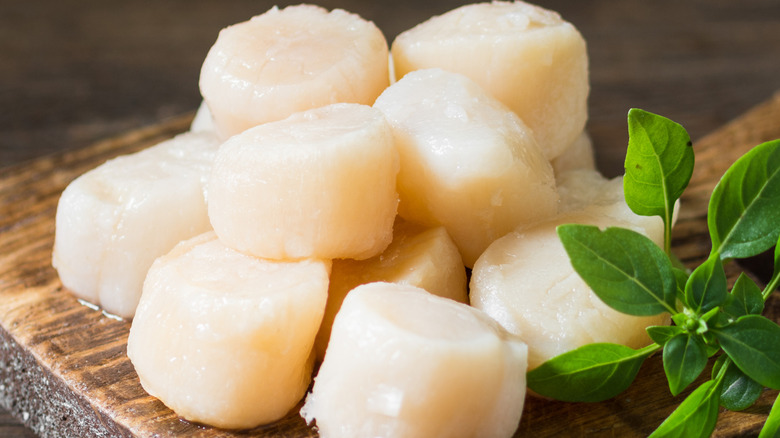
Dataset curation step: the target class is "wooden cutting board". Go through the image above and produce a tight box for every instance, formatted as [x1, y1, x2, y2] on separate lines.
[1, 92, 779, 437]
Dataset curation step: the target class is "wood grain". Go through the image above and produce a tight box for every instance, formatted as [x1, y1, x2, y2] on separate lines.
[0, 92, 779, 437]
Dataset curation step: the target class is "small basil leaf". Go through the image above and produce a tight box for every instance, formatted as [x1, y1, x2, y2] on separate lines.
[759, 393, 780, 438]
[704, 344, 721, 358]
[671, 312, 689, 328]
[647, 325, 684, 346]
[722, 273, 764, 318]
[557, 224, 676, 316]
[663, 333, 708, 396]
[712, 315, 780, 389]
[700, 306, 720, 324]
[716, 357, 763, 411]
[527, 343, 656, 402]
[648, 380, 721, 438]
[766, 233, 780, 301]
[671, 311, 708, 334]
[624, 108, 694, 220]
[683, 257, 727, 313]
[708, 139, 780, 260]
[711, 311, 734, 329]
[673, 266, 689, 303]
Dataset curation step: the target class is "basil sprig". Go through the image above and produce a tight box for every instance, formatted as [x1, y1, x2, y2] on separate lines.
[624, 108, 694, 254]
[526, 108, 780, 436]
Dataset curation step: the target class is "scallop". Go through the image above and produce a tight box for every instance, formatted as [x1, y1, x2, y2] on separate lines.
[207, 103, 399, 261]
[314, 218, 468, 361]
[52, 131, 219, 318]
[470, 171, 669, 370]
[127, 232, 330, 429]
[374, 68, 558, 267]
[391, 1, 589, 159]
[302, 282, 527, 438]
[199, 4, 389, 139]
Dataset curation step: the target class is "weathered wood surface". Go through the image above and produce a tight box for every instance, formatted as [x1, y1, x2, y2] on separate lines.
[0, 91, 778, 437]
[3, 1, 780, 436]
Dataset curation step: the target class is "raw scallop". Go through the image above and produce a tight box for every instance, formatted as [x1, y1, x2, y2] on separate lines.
[52, 131, 219, 318]
[302, 282, 527, 438]
[470, 171, 669, 370]
[207, 103, 399, 261]
[314, 218, 468, 361]
[391, 1, 589, 159]
[374, 68, 558, 267]
[127, 231, 329, 429]
[200, 4, 389, 139]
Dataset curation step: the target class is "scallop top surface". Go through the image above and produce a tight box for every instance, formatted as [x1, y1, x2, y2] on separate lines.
[393, 1, 567, 42]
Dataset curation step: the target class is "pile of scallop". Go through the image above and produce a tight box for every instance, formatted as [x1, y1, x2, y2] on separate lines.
[52, 2, 668, 436]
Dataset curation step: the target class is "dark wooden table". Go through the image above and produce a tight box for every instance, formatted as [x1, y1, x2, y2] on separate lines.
[1, 0, 779, 436]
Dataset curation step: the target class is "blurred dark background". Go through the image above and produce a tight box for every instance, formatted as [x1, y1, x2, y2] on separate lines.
[1, 0, 779, 436]
[2, 0, 779, 177]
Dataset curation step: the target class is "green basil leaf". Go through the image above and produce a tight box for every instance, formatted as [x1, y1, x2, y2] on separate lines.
[765, 233, 780, 301]
[711, 311, 734, 329]
[704, 343, 721, 359]
[775, 232, 780, 279]
[663, 333, 708, 396]
[712, 315, 780, 389]
[647, 325, 684, 346]
[624, 109, 693, 218]
[712, 356, 763, 411]
[712, 353, 728, 375]
[708, 139, 780, 260]
[722, 273, 764, 319]
[557, 224, 676, 316]
[527, 343, 657, 402]
[683, 256, 727, 313]
[759, 393, 780, 438]
[700, 306, 720, 324]
[624, 109, 693, 253]
[673, 266, 689, 303]
[648, 380, 721, 438]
